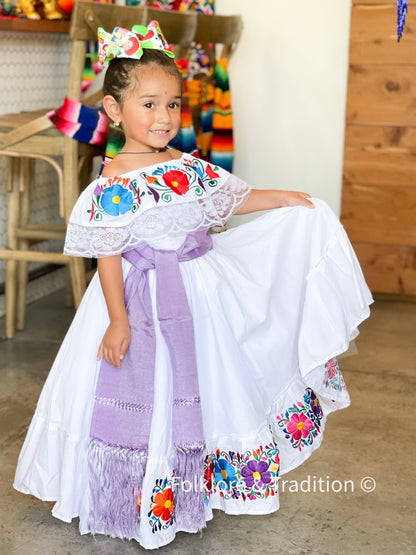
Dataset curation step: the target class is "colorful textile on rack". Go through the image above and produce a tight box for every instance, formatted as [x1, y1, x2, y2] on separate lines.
[187, 78, 214, 160]
[82, 42, 101, 93]
[210, 58, 233, 172]
[100, 124, 126, 172]
[397, 0, 408, 42]
[151, 0, 214, 13]
[168, 99, 199, 155]
[151, 0, 182, 9]
[47, 97, 109, 146]
[187, 43, 211, 81]
[168, 60, 199, 156]
[187, 58, 234, 172]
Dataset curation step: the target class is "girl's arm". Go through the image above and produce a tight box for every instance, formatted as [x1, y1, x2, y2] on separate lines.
[96, 254, 131, 369]
[234, 189, 314, 215]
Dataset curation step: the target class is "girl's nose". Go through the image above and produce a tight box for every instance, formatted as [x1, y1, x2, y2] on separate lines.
[156, 107, 170, 123]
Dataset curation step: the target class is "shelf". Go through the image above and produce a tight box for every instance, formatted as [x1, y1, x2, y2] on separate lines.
[0, 17, 71, 33]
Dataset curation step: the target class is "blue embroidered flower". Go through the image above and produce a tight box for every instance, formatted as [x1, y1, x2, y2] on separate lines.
[214, 458, 237, 490]
[100, 184, 133, 216]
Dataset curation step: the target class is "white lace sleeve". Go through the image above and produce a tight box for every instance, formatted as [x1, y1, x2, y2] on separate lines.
[64, 171, 251, 258]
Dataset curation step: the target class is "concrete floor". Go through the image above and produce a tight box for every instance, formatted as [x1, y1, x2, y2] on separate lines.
[0, 291, 415, 555]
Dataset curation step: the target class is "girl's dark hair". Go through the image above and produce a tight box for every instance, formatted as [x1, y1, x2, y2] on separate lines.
[103, 50, 183, 104]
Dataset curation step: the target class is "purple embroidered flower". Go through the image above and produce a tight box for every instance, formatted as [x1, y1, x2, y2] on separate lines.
[309, 390, 322, 418]
[241, 460, 271, 490]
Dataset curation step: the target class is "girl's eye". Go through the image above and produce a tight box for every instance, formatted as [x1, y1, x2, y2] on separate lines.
[144, 102, 154, 109]
[169, 102, 181, 109]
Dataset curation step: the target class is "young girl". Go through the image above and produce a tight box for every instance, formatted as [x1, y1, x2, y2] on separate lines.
[14, 22, 373, 550]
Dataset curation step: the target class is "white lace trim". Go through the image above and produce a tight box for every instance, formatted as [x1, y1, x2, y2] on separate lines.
[64, 175, 251, 257]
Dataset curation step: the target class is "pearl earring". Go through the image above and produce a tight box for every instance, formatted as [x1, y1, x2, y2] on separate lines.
[113, 121, 120, 127]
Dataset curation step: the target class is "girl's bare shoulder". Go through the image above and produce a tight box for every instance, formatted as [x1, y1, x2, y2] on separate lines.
[100, 149, 184, 178]
[100, 157, 131, 178]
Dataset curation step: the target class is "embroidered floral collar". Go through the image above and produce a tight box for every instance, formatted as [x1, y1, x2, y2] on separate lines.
[88, 156, 222, 223]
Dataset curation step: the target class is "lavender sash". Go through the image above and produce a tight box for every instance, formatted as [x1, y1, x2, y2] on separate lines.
[87, 230, 212, 539]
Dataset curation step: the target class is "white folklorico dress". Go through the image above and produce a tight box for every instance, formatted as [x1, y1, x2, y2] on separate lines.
[14, 153, 373, 550]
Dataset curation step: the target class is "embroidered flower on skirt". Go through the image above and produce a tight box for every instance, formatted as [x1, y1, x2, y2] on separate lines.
[323, 358, 347, 392]
[148, 476, 176, 533]
[204, 440, 280, 503]
[137, 487, 142, 517]
[214, 458, 238, 491]
[277, 388, 324, 451]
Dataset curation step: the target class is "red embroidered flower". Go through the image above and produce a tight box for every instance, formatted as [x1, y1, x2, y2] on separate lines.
[326, 358, 337, 379]
[163, 170, 189, 195]
[206, 164, 220, 179]
[152, 488, 174, 521]
[286, 413, 313, 442]
[204, 459, 215, 494]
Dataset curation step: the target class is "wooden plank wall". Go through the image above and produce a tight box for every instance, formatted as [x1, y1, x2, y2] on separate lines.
[341, 2, 416, 294]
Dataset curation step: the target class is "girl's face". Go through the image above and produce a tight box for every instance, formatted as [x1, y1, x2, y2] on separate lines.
[118, 65, 182, 152]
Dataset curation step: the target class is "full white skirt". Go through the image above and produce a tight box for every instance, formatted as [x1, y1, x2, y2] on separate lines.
[14, 199, 373, 549]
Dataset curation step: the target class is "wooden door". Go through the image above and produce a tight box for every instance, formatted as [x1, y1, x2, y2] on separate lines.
[341, 1, 416, 294]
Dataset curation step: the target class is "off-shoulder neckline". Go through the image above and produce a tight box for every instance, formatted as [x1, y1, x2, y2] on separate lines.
[97, 152, 187, 181]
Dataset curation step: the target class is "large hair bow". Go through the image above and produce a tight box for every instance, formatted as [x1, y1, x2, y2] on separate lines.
[97, 21, 175, 66]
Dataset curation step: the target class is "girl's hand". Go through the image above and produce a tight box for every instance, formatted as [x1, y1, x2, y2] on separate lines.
[97, 318, 131, 369]
[275, 190, 315, 209]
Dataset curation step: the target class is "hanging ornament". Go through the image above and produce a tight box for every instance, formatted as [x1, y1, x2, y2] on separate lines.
[397, 0, 408, 42]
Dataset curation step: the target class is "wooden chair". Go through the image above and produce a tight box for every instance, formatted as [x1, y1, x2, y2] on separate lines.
[0, 59, 106, 337]
[0, 1, 203, 339]
[194, 12, 243, 67]
[145, 6, 198, 59]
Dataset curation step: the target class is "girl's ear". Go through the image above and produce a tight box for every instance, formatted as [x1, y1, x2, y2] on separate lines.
[103, 95, 122, 124]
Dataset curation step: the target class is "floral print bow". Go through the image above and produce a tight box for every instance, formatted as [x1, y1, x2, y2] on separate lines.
[97, 21, 175, 66]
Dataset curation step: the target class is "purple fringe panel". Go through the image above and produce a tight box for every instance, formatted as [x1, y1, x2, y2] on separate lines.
[87, 439, 147, 540]
[174, 444, 206, 532]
